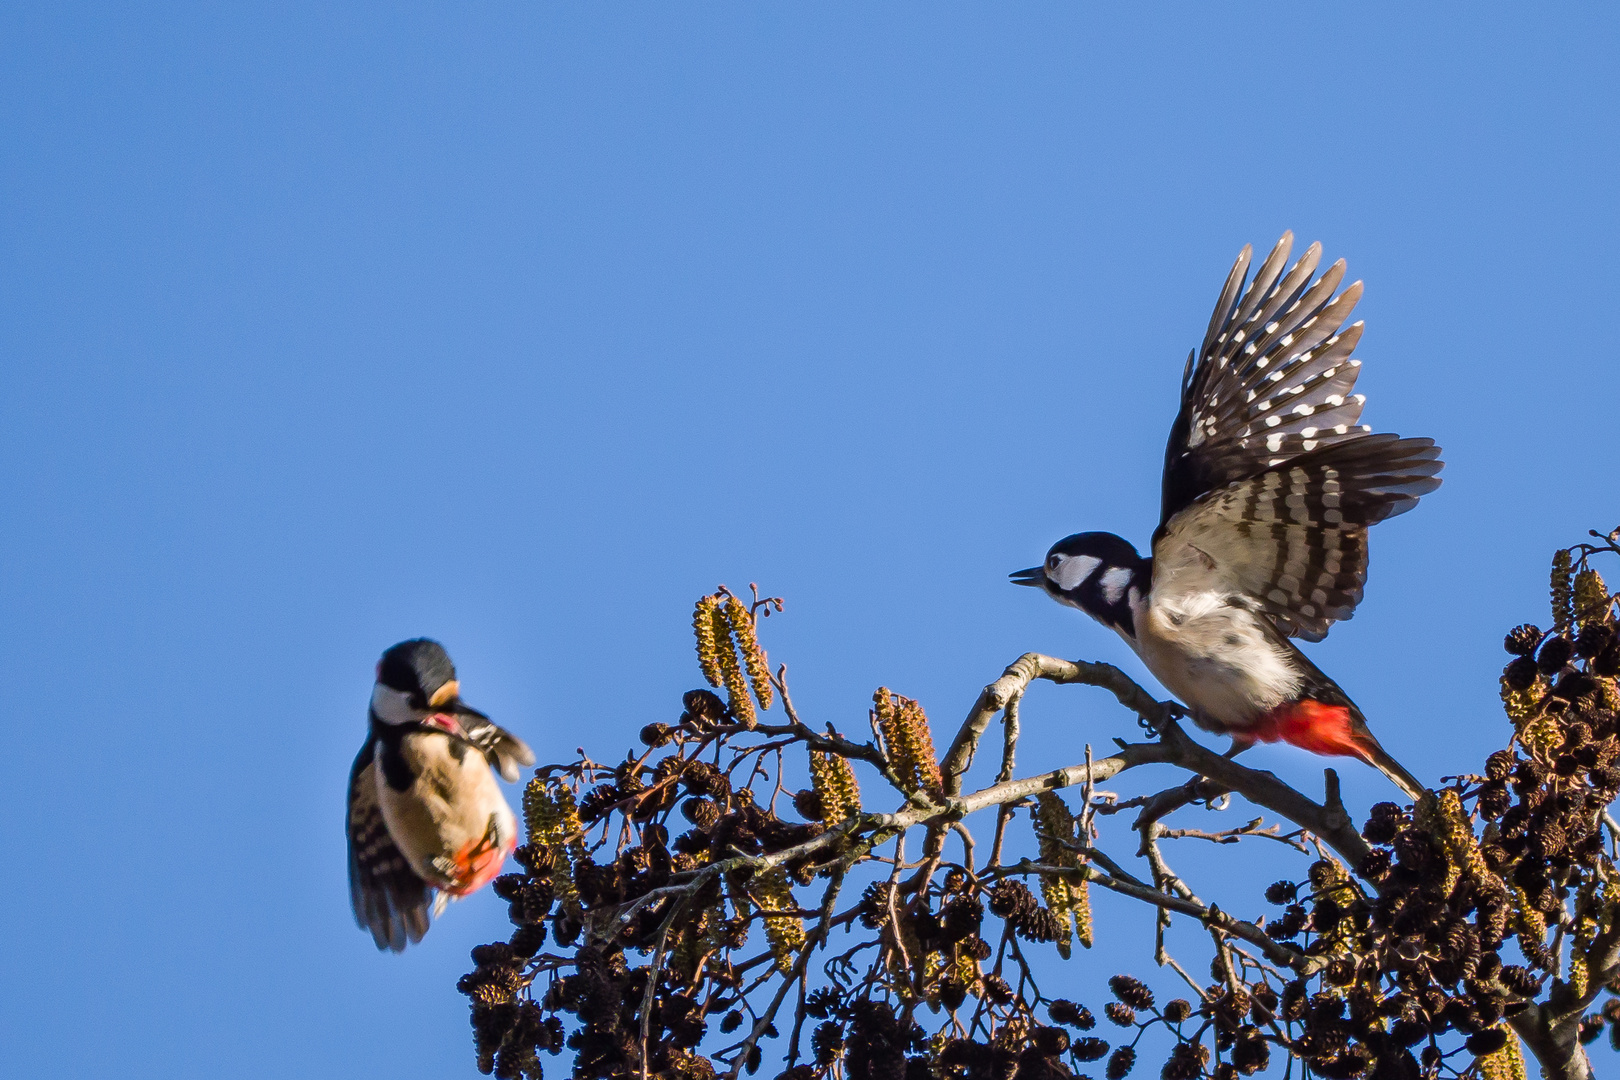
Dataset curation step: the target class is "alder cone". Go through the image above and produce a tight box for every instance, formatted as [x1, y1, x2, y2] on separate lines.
[1108, 975, 1154, 1011]
[1104, 1045, 1135, 1079]
[1503, 657, 1538, 691]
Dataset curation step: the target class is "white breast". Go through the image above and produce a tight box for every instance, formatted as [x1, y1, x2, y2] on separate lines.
[1130, 588, 1302, 732]
[375, 733, 517, 886]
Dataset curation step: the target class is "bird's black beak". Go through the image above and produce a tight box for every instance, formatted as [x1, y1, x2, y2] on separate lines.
[448, 699, 490, 724]
[1009, 566, 1045, 588]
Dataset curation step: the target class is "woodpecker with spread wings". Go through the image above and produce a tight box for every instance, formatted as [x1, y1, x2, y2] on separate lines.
[347, 639, 535, 951]
[1012, 233, 1440, 801]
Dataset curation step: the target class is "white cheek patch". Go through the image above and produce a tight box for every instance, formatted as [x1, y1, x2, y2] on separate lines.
[1099, 567, 1133, 604]
[370, 683, 418, 726]
[1054, 555, 1101, 591]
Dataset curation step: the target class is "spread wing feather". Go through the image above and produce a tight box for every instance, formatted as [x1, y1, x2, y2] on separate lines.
[1151, 233, 1443, 639]
[1153, 435, 1442, 640]
[1161, 233, 1408, 533]
[347, 737, 435, 952]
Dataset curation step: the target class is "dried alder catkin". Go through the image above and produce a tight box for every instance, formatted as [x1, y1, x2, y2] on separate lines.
[1032, 791, 1093, 954]
[1422, 788, 1491, 897]
[1551, 550, 1575, 634]
[1476, 1025, 1527, 1080]
[711, 601, 755, 729]
[753, 867, 805, 972]
[691, 591, 756, 728]
[808, 750, 861, 825]
[722, 593, 773, 711]
[693, 594, 724, 687]
[873, 688, 943, 800]
[523, 779, 585, 910]
[1574, 568, 1612, 628]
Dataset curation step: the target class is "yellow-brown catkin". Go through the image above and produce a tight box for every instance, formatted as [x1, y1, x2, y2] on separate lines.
[1568, 896, 1598, 998]
[1500, 679, 1544, 725]
[1598, 678, 1620, 716]
[1521, 710, 1563, 758]
[1500, 676, 1558, 754]
[1574, 568, 1613, 629]
[951, 948, 982, 995]
[992, 1016, 1030, 1052]
[523, 778, 586, 908]
[809, 750, 861, 825]
[874, 689, 943, 800]
[671, 906, 714, 983]
[1033, 791, 1091, 956]
[722, 594, 774, 711]
[753, 867, 804, 972]
[1071, 880, 1094, 949]
[1425, 789, 1488, 897]
[1308, 856, 1357, 956]
[1032, 797, 1074, 958]
[709, 602, 756, 729]
[882, 890, 925, 987]
[1511, 888, 1547, 942]
[1569, 952, 1589, 1000]
[693, 595, 725, 687]
[665, 1048, 716, 1080]
[1551, 550, 1574, 634]
[1476, 1025, 1527, 1080]
[523, 777, 582, 851]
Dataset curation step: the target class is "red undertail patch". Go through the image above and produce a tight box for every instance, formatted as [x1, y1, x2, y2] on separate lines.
[1247, 699, 1373, 762]
[441, 826, 515, 897]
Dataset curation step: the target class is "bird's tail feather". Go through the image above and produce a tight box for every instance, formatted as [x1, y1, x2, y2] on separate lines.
[1357, 738, 1428, 804]
[1257, 698, 1428, 804]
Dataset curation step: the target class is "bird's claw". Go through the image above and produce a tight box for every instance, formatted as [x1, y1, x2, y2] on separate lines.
[1143, 700, 1188, 738]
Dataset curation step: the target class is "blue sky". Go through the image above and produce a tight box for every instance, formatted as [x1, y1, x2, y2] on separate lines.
[3, 5, 1617, 1077]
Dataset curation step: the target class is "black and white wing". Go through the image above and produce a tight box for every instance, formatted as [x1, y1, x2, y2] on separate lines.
[1152, 435, 1442, 640]
[347, 736, 435, 951]
[459, 715, 534, 783]
[1160, 232, 1376, 532]
[1151, 235, 1443, 640]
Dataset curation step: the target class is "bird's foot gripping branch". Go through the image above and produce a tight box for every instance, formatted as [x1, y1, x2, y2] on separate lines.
[460, 535, 1620, 1080]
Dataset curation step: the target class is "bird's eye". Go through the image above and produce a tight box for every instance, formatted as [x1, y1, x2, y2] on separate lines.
[1046, 555, 1060, 571]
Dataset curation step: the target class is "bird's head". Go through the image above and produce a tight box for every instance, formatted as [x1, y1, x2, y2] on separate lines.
[1010, 531, 1148, 635]
[371, 638, 489, 737]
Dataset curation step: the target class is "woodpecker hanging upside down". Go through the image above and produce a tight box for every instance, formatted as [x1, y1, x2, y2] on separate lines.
[347, 639, 535, 951]
[1012, 233, 1441, 801]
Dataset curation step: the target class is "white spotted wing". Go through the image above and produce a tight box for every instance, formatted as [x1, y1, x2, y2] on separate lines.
[1153, 235, 1443, 640]
[348, 737, 438, 951]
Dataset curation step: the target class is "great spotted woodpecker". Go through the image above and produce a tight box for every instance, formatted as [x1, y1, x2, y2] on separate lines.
[347, 639, 535, 951]
[1012, 233, 1440, 801]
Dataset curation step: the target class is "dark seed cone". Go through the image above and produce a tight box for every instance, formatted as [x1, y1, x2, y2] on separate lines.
[1538, 635, 1574, 675]
[987, 880, 1038, 922]
[1071, 1037, 1109, 1062]
[1108, 975, 1154, 1011]
[1503, 657, 1539, 692]
[1505, 624, 1543, 656]
[1105, 1045, 1135, 1079]
[1048, 1000, 1094, 1030]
